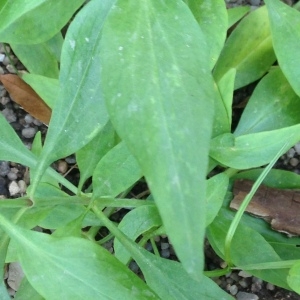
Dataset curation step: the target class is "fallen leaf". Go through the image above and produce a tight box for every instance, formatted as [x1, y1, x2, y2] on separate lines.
[231, 179, 300, 236]
[0, 74, 51, 125]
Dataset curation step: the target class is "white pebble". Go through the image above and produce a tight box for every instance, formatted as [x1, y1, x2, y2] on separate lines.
[238, 270, 252, 278]
[7, 171, 17, 181]
[9, 181, 20, 196]
[22, 127, 36, 139]
[289, 157, 299, 167]
[236, 291, 258, 300]
[266, 282, 275, 290]
[229, 284, 238, 295]
[287, 148, 296, 158]
[0, 53, 4, 62]
[18, 180, 27, 194]
[6, 64, 17, 73]
[24, 114, 33, 124]
[2, 108, 16, 123]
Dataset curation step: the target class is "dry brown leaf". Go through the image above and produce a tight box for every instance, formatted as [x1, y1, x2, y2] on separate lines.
[231, 179, 300, 236]
[0, 74, 51, 125]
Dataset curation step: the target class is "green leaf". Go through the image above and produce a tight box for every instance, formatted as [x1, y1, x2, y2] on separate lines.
[207, 208, 290, 289]
[92, 141, 142, 198]
[77, 121, 115, 191]
[11, 34, 62, 78]
[0, 0, 84, 44]
[265, 0, 300, 97]
[288, 262, 300, 293]
[114, 205, 162, 265]
[184, 0, 227, 69]
[234, 68, 300, 136]
[210, 125, 300, 169]
[227, 6, 250, 28]
[0, 216, 158, 300]
[132, 244, 233, 300]
[206, 173, 229, 226]
[33, 0, 113, 186]
[15, 277, 44, 300]
[22, 74, 58, 109]
[233, 168, 300, 189]
[0, 113, 36, 166]
[100, 0, 216, 280]
[214, 6, 276, 89]
[216, 68, 236, 130]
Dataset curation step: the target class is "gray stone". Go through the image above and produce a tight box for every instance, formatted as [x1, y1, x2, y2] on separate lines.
[0, 161, 10, 176]
[236, 291, 259, 300]
[21, 127, 37, 139]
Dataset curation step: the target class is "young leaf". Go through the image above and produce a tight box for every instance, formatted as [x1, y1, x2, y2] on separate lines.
[114, 205, 162, 265]
[206, 173, 229, 226]
[100, 0, 216, 280]
[92, 141, 142, 198]
[216, 68, 236, 130]
[0, 74, 51, 125]
[213, 6, 276, 89]
[0, 0, 84, 44]
[210, 125, 300, 169]
[32, 0, 114, 190]
[0, 216, 158, 300]
[183, 0, 227, 69]
[11, 33, 62, 78]
[234, 68, 300, 136]
[227, 6, 250, 28]
[76, 121, 115, 192]
[265, 0, 300, 97]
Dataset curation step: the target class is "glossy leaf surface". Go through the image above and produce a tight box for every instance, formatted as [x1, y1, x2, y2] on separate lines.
[100, 0, 216, 279]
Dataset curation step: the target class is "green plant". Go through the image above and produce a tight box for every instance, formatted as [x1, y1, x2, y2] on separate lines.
[0, 0, 300, 298]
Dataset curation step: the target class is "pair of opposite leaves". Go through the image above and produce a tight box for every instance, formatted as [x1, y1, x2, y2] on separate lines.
[0, 74, 51, 125]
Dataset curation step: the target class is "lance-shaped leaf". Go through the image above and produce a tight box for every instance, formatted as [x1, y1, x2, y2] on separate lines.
[0, 0, 84, 44]
[0, 214, 158, 300]
[265, 0, 300, 97]
[32, 0, 114, 190]
[100, 0, 216, 279]
[183, 0, 227, 69]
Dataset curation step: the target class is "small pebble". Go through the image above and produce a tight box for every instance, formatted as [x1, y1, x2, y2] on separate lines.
[0, 96, 10, 105]
[289, 157, 299, 167]
[236, 291, 259, 300]
[18, 180, 27, 194]
[161, 249, 170, 258]
[7, 262, 24, 291]
[161, 242, 169, 250]
[239, 278, 250, 288]
[57, 160, 68, 174]
[9, 181, 20, 196]
[24, 114, 33, 124]
[65, 155, 76, 164]
[0, 161, 10, 176]
[21, 127, 37, 139]
[266, 282, 275, 290]
[6, 64, 17, 73]
[7, 171, 17, 181]
[32, 119, 42, 126]
[0, 53, 4, 62]
[229, 284, 238, 295]
[0, 177, 8, 196]
[129, 261, 139, 273]
[220, 261, 228, 269]
[238, 270, 252, 278]
[287, 148, 296, 158]
[230, 272, 240, 282]
[2, 108, 17, 123]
